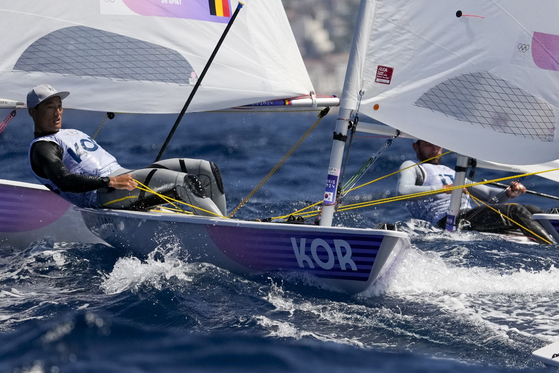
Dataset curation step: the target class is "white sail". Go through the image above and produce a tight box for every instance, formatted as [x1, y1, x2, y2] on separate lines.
[346, 0, 559, 165]
[0, 0, 313, 113]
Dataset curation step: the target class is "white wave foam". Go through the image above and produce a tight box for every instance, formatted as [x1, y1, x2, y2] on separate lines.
[259, 281, 396, 348]
[255, 315, 367, 348]
[373, 245, 559, 296]
[365, 244, 559, 343]
[100, 256, 198, 295]
[400, 219, 536, 245]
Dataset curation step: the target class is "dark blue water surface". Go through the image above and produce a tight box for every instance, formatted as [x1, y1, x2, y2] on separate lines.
[1, 108, 558, 372]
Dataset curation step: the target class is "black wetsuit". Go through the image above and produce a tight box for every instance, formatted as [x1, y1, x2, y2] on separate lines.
[30, 131, 225, 215]
[398, 160, 554, 244]
[30, 133, 109, 193]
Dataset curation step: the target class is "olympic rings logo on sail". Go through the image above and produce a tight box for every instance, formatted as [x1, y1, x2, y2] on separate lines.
[517, 43, 530, 53]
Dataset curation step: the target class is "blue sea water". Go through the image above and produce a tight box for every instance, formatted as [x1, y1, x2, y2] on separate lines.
[1, 107, 559, 372]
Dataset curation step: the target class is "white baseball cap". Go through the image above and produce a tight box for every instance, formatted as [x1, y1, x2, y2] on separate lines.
[27, 84, 70, 109]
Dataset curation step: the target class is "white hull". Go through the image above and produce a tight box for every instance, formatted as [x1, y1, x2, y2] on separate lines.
[533, 213, 559, 243]
[80, 208, 410, 294]
[481, 231, 539, 245]
[533, 340, 559, 367]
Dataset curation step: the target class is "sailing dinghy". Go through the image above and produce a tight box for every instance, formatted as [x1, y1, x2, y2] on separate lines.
[0, 0, 410, 294]
[323, 0, 559, 243]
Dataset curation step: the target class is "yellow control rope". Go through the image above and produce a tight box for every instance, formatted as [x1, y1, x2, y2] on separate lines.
[124, 151, 559, 232]
[269, 150, 453, 221]
[467, 194, 553, 244]
[102, 179, 227, 218]
[271, 159, 559, 223]
[337, 167, 559, 212]
[91, 109, 326, 220]
[344, 151, 453, 195]
[90, 111, 558, 235]
[227, 107, 331, 218]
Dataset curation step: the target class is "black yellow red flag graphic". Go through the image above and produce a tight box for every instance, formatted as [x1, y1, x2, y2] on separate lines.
[208, 0, 231, 17]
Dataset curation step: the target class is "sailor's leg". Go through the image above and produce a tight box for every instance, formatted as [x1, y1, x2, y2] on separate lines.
[503, 204, 554, 244]
[97, 168, 176, 210]
[175, 174, 223, 217]
[522, 204, 544, 214]
[97, 168, 223, 216]
[148, 158, 226, 215]
[464, 204, 554, 244]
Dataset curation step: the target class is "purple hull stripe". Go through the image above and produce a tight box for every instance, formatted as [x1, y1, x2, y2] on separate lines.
[207, 225, 384, 281]
[548, 219, 559, 232]
[0, 185, 70, 233]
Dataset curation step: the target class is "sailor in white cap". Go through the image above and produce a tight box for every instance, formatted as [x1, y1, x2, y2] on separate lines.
[27, 84, 225, 216]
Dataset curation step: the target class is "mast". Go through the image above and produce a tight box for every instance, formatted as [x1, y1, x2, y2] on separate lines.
[155, 2, 244, 162]
[320, 0, 374, 226]
[445, 154, 469, 231]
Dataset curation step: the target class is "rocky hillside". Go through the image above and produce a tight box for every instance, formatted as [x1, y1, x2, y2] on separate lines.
[283, 0, 361, 96]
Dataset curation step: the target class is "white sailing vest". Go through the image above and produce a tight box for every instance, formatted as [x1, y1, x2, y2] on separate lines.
[29, 129, 121, 208]
[407, 163, 471, 225]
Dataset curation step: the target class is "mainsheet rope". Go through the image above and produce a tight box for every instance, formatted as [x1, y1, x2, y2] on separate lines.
[340, 167, 559, 211]
[227, 107, 330, 218]
[272, 154, 559, 224]
[284, 167, 559, 220]
[89, 108, 330, 219]
[91, 110, 559, 231]
[269, 150, 453, 220]
[101, 179, 227, 218]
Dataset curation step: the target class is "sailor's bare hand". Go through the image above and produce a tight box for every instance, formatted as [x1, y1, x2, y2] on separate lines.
[442, 184, 468, 194]
[506, 181, 526, 198]
[442, 184, 453, 194]
[109, 174, 137, 191]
